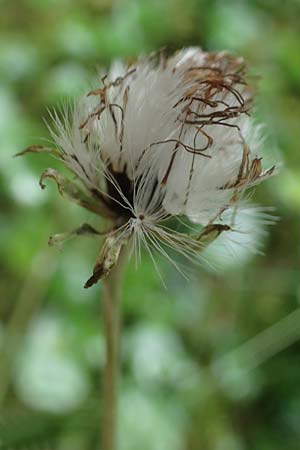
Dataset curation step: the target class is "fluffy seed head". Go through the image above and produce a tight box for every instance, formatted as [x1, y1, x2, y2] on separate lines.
[20, 48, 276, 286]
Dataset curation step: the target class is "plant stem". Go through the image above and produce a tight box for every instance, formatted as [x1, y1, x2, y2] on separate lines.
[101, 251, 126, 450]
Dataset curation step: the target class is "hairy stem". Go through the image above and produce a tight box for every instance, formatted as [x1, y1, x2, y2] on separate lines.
[101, 250, 126, 450]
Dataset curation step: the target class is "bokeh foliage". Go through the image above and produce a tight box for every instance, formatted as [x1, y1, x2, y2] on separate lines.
[1, 0, 300, 449]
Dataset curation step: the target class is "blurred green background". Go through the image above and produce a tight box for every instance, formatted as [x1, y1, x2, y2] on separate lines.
[1, 0, 300, 449]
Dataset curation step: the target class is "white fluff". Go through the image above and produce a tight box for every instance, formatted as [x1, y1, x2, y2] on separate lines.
[47, 48, 275, 274]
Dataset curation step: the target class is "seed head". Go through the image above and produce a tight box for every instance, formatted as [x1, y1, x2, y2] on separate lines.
[18, 48, 276, 287]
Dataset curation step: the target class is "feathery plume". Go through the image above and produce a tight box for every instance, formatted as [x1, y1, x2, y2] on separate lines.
[18, 48, 276, 287]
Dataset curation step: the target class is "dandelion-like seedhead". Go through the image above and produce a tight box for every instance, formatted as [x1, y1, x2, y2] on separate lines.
[19, 48, 276, 287]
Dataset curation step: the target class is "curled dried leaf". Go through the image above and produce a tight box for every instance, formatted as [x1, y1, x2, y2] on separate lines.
[84, 228, 132, 288]
[39, 168, 112, 217]
[14, 145, 62, 159]
[48, 223, 110, 248]
[194, 223, 231, 248]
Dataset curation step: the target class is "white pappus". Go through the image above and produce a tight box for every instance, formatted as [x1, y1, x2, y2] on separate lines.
[18, 48, 276, 287]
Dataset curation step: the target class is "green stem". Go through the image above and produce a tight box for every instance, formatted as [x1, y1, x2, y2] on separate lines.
[101, 250, 126, 450]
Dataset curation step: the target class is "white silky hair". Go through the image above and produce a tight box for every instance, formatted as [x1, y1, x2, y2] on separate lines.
[48, 48, 275, 271]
